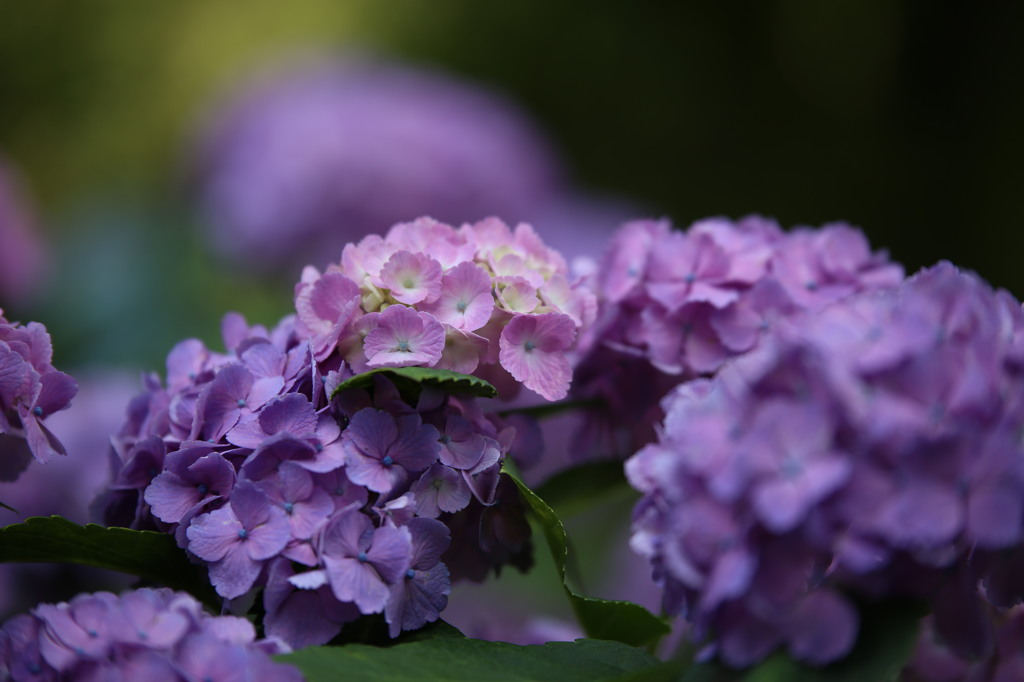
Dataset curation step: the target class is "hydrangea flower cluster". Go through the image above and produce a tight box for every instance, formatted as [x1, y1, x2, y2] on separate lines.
[572, 216, 903, 457]
[97, 216, 591, 646]
[0, 310, 76, 480]
[193, 56, 564, 271]
[295, 216, 595, 401]
[98, 311, 531, 646]
[0, 587, 302, 681]
[626, 262, 1024, 668]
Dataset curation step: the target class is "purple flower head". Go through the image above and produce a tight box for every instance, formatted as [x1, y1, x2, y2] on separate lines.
[192, 54, 563, 270]
[341, 408, 440, 493]
[570, 215, 901, 463]
[292, 215, 593, 401]
[186, 481, 291, 598]
[0, 587, 303, 681]
[626, 261, 1024, 667]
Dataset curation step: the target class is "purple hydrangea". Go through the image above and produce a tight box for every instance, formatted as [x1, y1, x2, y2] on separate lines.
[626, 262, 1024, 668]
[296, 216, 595, 401]
[0, 310, 77, 480]
[0, 588, 302, 680]
[571, 215, 903, 460]
[192, 55, 565, 271]
[100, 297, 537, 645]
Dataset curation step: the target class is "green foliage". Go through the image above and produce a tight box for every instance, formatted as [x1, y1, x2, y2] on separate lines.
[533, 459, 637, 518]
[501, 463, 669, 649]
[330, 367, 498, 401]
[278, 637, 662, 682]
[0, 516, 219, 609]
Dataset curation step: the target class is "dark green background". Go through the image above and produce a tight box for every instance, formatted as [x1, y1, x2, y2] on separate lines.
[2, 1, 1021, 367]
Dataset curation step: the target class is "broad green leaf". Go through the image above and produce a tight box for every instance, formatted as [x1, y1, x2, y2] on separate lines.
[533, 459, 637, 518]
[0, 516, 219, 608]
[278, 637, 661, 682]
[330, 367, 497, 400]
[497, 397, 603, 421]
[501, 463, 669, 649]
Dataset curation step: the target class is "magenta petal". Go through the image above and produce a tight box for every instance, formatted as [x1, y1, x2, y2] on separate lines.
[389, 414, 441, 472]
[344, 450, 404, 493]
[498, 313, 576, 401]
[877, 480, 963, 548]
[380, 251, 443, 305]
[145, 472, 199, 524]
[364, 307, 445, 368]
[368, 525, 412, 584]
[324, 556, 390, 614]
[208, 544, 263, 598]
[35, 370, 77, 415]
[260, 394, 319, 436]
[245, 509, 291, 560]
[0, 343, 29, 400]
[407, 517, 450, 569]
[967, 478, 1023, 548]
[231, 480, 275, 529]
[296, 271, 362, 336]
[786, 590, 859, 665]
[186, 507, 242, 562]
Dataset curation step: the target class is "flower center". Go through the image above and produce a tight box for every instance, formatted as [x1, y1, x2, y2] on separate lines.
[456, 301, 468, 312]
[236, 398, 247, 408]
[357, 551, 369, 563]
[523, 340, 536, 352]
[382, 455, 394, 467]
[237, 529, 248, 540]
[395, 340, 411, 352]
[32, 406, 43, 417]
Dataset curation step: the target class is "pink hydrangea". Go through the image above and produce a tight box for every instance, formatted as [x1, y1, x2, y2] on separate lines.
[295, 217, 595, 401]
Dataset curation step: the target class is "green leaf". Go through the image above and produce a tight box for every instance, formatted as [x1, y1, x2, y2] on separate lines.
[497, 397, 603, 421]
[278, 637, 662, 682]
[501, 463, 669, 649]
[0, 516, 220, 608]
[533, 459, 637, 518]
[330, 367, 498, 400]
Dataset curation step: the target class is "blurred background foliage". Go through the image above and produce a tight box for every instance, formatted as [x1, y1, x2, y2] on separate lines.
[1, 0, 1022, 370]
